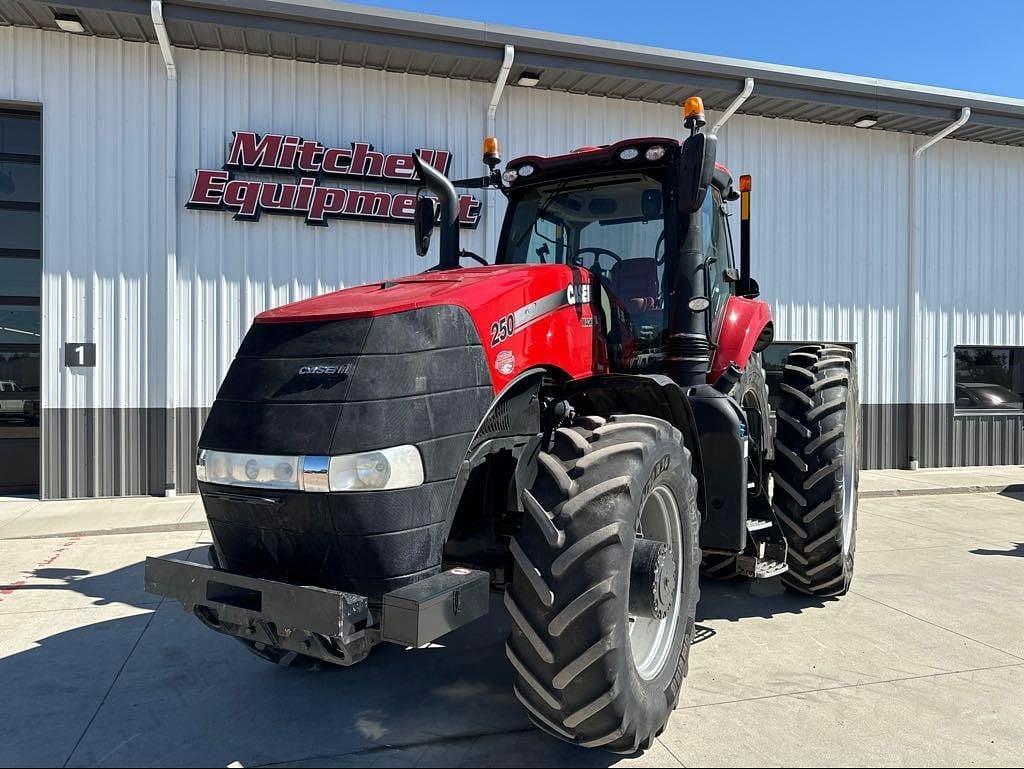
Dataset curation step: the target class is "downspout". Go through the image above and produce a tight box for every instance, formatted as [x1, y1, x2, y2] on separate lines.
[906, 106, 970, 470]
[485, 44, 514, 258]
[152, 1, 178, 495]
[710, 77, 754, 136]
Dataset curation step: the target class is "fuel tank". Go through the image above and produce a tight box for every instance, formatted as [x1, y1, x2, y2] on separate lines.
[197, 264, 602, 599]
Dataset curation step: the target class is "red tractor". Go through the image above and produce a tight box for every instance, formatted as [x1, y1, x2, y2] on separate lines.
[146, 97, 859, 753]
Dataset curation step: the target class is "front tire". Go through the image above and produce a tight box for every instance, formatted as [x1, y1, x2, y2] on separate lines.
[506, 414, 700, 753]
[772, 345, 859, 596]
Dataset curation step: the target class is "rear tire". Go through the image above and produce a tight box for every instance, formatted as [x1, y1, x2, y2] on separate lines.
[506, 414, 700, 753]
[772, 345, 859, 596]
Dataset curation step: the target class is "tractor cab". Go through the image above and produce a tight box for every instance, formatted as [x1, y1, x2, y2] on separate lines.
[495, 137, 741, 376]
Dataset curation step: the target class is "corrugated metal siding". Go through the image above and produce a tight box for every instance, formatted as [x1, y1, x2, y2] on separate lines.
[4, 27, 1024, 495]
[915, 139, 1024, 403]
[910, 139, 1024, 467]
[41, 408, 162, 497]
[1, 27, 169, 496]
[861, 404, 909, 470]
[714, 116, 911, 407]
[173, 48, 492, 408]
[0, 27, 168, 414]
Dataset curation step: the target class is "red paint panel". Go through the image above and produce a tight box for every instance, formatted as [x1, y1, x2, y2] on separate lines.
[256, 264, 608, 392]
[709, 295, 773, 382]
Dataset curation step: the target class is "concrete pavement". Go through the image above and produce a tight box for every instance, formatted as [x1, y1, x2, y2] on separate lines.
[860, 464, 1024, 498]
[0, 486, 1022, 766]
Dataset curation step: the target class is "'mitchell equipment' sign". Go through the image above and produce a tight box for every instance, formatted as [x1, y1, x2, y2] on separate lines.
[186, 131, 481, 227]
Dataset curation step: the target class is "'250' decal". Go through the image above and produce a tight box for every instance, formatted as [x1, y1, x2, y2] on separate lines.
[490, 314, 515, 346]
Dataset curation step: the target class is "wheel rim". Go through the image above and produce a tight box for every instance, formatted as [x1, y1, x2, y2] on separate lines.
[629, 485, 683, 680]
[840, 390, 858, 555]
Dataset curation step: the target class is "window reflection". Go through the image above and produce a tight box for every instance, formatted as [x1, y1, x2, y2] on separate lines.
[0, 108, 40, 495]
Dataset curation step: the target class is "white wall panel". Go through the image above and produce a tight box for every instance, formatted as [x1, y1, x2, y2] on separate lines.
[715, 116, 911, 406]
[0, 27, 168, 413]
[915, 139, 1024, 403]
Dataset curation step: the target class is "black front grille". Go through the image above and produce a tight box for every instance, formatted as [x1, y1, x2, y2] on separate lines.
[197, 305, 494, 596]
[200, 305, 492, 467]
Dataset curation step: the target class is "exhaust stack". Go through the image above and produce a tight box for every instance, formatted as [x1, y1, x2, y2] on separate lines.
[412, 152, 460, 270]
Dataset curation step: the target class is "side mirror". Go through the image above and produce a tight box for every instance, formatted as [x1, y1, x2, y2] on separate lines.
[677, 132, 717, 214]
[413, 196, 435, 257]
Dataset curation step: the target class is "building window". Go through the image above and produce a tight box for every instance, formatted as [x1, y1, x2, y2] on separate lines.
[954, 346, 1024, 413]
[0, 108, 41, 495]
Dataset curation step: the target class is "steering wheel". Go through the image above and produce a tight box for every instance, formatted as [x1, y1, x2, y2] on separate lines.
[572, 247, 623, 276]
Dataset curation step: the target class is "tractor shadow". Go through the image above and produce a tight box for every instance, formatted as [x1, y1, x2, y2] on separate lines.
[998, 488, 1024, 502]
[0, 548, 622, 767]
[970, 542, 1024, 558]
[2, 548, 836, 765]
[696, 575, 833, 622]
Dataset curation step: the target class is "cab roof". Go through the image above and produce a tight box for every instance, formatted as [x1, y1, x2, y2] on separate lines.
[507, 136, 736, 198]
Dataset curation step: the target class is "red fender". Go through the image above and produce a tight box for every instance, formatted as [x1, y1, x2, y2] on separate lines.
[709, 295, 773, 383]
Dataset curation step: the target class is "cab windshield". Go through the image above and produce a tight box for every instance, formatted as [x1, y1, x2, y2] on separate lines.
[498, 172, 671, 372]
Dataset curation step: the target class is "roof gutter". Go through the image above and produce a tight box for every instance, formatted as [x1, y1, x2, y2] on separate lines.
[152, 0, 179, 495]
[906, 106, 970, 470]
[710, 77, 754, 136]
[487, 45, 515, 135]
[914, 106, 971, 157]
[485, 44, 514, 259]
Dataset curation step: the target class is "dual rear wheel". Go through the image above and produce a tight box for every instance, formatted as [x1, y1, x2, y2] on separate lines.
[701, 345, 860, 596]
[773, 344, 859, 595]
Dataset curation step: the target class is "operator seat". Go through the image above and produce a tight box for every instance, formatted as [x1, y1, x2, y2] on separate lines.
[608, 258, 660, 312]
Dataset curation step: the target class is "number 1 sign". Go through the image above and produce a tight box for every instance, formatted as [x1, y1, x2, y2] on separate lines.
[64, 343, 96, 368]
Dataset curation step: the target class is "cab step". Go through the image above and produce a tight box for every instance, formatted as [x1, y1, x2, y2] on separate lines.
[753, 559, 789, 579]
[736, 555, 790, 579]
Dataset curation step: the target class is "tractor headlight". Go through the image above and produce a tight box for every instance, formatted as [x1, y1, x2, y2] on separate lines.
[645, 145, 666, 161]
[516, 163, 536, 177]
[502, 168, 518, 184]
[196, 449, 301, 490]
[328, 445, 423, 491]
[618, 147, 639, 161]
[196, 446, 424, 492]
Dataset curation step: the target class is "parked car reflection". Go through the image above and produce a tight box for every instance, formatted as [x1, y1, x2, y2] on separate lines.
[0, 378, 39, 425]
[955, 383, 1024, 411]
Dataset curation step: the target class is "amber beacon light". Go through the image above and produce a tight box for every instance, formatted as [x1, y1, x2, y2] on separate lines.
[483, 136, 501, 168]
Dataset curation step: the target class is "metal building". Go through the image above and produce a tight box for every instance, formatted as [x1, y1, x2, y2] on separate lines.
[1, 0, 1022, 499]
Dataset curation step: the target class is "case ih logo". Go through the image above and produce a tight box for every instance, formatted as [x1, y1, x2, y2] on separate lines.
[186, 131, 481, 228]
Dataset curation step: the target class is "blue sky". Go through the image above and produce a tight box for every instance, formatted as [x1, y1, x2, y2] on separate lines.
[360, 0, 1023, 99]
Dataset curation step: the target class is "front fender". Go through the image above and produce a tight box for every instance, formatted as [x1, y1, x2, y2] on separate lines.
[710, 295, 773, 382]
[558, 373, 706, 515]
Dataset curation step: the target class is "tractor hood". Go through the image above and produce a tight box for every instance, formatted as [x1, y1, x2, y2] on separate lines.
[256, 265, 554, 323]
[253, 263, 602, 393]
